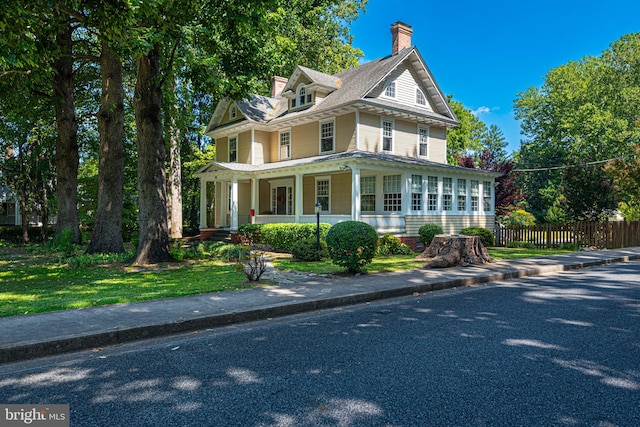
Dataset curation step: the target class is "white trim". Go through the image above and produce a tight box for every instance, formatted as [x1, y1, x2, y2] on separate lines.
[352, 166, 361, 221]
[355, 110, 360, 150]
[229, 104, 237, 120]
[250, 128, 255, 165]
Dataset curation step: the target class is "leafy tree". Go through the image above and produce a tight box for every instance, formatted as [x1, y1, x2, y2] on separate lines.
[606, 144, 640, 220]
[482, 124, 508, 163]
[514, 32, 640, 221]
[458, 149, 523, 217]
[563, 160, 617, 221]
[447, 97, 486, 164]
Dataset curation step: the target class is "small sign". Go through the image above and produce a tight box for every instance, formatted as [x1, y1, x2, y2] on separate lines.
[1, 405, 69, 427]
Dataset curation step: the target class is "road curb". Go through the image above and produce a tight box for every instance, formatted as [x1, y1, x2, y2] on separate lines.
[2, 252, 639, 364]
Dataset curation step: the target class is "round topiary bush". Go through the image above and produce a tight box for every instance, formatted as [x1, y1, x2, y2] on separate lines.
[326, 221, 378, 273]
[290, 237, 328, 262]
[418, 223, 443, 245]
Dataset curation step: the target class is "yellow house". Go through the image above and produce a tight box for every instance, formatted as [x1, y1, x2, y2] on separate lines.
[196, 22, 498, 245]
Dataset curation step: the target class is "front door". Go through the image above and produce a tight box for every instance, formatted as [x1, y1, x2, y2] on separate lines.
[275, 186, 287, 215]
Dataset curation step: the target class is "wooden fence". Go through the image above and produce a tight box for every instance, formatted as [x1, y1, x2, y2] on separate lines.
[495, 221, 640, 249]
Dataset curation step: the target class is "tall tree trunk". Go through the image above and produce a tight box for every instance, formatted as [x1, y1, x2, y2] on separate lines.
[18, 149, 29, 244]
[133, 45, 170, 264]
[166, 76, 183, 238]
[52, 15, 80, 243]
[87, 43, 125, 254]
[40, 181, 49, 242]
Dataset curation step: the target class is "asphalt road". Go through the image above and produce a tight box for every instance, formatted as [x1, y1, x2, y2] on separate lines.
[1, 262, 639, 426]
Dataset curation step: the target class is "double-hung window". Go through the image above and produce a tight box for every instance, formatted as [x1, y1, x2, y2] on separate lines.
[228, 136, 237, 163]
[483, 181, 492, 212]
[411, 175, 423, 211]
[442, 178, 453, 211]
[320, 120, 335, 153]
[457, 179, 467, 211]
[418, 127, 429, 157]
[428, 176, 438, 211]
[279, 130, 291, 160]
[383, 175, 402, 212]
[382, 120, 393, 152]
[316, 178, 330, 212]
[360, 176, 376, 212]
[471, 180, 479, 212]
[229, 105, 237, 120]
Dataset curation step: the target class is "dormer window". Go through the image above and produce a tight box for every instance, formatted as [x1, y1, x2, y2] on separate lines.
[229, 105, 237, 119]
[292, 83, 313, 109]
[416, 87, 426, 106]
[384, 82, 396, 98]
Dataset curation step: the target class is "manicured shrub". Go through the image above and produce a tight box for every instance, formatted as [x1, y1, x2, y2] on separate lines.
[290, 237, 328, 261]
[460, 226, 495, 247]
[326, 221, 378, 273]
[248, 223, 331, 252]
[376, 234, 413, 255]
[418, 223, 443, 245]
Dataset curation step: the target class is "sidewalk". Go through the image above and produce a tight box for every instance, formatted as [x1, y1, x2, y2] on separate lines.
[2, 247, 639, 364]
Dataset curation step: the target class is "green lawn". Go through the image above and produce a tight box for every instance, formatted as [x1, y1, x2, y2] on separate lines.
[0, 248, 249, 318]
[0, 245, 576, 318]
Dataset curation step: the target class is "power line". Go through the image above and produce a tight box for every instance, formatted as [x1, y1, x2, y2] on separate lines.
[514, 157, 619, 172]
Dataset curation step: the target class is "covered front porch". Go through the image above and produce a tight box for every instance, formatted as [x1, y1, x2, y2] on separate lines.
[195, 153, 411, 239]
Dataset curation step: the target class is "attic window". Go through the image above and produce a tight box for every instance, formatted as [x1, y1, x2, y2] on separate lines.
[384, 82, 396, 98]
[230, 105, 237, 119]
[292, 84, 313, 109]
[416, 88, 426, 106]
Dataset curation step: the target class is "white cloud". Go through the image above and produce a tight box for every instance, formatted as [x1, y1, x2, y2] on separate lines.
[471, 106, 491, 116]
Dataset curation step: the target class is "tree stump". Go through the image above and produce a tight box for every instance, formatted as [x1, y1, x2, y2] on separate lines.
[416, 234, 494, 268]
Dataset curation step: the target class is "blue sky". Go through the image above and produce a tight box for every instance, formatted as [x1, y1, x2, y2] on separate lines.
[349, 0, 640, 154]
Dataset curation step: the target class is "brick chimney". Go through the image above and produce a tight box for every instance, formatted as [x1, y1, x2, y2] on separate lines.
[391, 21, 413, 55]
[271, 76, 288, 97]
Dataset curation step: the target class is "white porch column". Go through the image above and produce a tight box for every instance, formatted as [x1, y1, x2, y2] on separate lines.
[403, 173, 412, 215]
[295, 173, 303, 222]
[251, 178, 259, 224]
[230, 176, 239, 231]
[199, 178, 208, 229]
[351, 166, 361, 221]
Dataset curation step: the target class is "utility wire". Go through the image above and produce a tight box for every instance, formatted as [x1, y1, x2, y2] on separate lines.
[514, 157, 620, 172]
